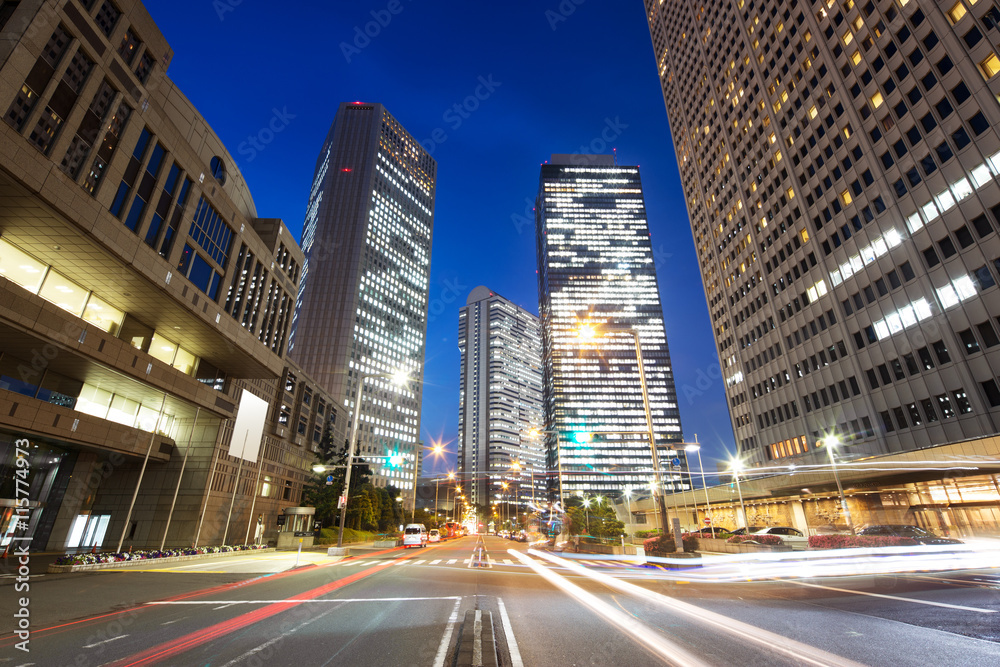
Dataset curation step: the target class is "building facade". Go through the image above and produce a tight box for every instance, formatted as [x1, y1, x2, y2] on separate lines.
[647, 0, 1000, 471]
[535, 154, 687, 502]
[457, 286, 544, 514]
[288, 102, 435, 502]
[0, 0, 337, 551]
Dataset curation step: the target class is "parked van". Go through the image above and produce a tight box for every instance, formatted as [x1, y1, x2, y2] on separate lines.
[403, 523, 427, 548]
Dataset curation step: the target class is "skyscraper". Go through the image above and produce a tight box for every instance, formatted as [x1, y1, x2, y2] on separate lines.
[289, 102, 435, 497]
[647, 1, 1000, 467]
[457, 286, 544, 515]
[536, 154, 686, 502]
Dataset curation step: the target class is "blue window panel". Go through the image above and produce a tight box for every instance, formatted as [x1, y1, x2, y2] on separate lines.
[188, 252, 213, 293]
[124, 196, 146, 232]
[109, 181, 130, 217]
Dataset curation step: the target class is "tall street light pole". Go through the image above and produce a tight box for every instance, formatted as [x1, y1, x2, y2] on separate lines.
[337, 368, 410, 548]
[578, 325, 670, 536]
[730, 458, 748, 530]
[824, 436, 855, 534]
[685, 437, 713, 526]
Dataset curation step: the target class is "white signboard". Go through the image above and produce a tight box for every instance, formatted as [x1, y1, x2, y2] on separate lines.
[229, 389, 268, 462]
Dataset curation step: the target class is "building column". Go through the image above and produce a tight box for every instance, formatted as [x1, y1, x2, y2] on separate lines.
[45, 452, 100, 551]
[790, 500, 811, 536]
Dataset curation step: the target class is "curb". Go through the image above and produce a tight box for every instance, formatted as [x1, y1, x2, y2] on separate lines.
[47, 548, 276, 573]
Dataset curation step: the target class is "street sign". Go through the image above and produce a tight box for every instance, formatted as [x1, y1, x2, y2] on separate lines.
[704, 517, 711, 525]
[338, 494, 347, 509]
[671, 457, 681, 469]
[276, 515, 286, 526]
[326, 475, 334, 486]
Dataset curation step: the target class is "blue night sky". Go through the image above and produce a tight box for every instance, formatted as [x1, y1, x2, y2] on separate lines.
[144, 0, 737, 475]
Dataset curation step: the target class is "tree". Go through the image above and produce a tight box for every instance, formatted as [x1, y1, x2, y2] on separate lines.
[301, 420, 372, 528]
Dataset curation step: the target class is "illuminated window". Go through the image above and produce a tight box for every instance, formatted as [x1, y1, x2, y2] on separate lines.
[843, 31, 854, 46]
[851, 51, 861, 66]
[947, 2, 967, 23]
[870, 91, 884, 108]
[980, 52, 1000, 79]
[841, 190, 853, 205]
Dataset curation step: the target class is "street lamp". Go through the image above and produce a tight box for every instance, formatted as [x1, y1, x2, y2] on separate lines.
[336, 368, 411, 548]
[729, 458, 748, 531]
[577, 323, 670, 536]
[823, 436, 855, 534]
[623, 489, 634, 538]
[685, 438, 713, 528]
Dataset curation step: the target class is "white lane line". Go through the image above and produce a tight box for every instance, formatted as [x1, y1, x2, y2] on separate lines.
[503, 559, 514, 565]
[432, 598, 463, 667]
[509, 550, 709, 667]
[790, 581, 998, 613]
[448, 559, 457, 564]
[412, 560, 426, 565]
[216, 600, 346, 667]
[430, 559, 442, 564]
[525, 550, 863, 667]
[82, 635, 128, 649]
[213, 604, 233, 610]
[497, 598, 524, 667]
[147, 597, 463, 605]
[160, 619, 182, 625]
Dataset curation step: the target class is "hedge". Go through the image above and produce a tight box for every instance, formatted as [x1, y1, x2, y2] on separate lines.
[53, 544, 268, 566]
[643, 534, 699, 554]
[808, 534, 918, 549]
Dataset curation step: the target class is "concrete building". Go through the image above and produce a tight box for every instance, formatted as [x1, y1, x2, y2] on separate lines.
[535, 154, 687, 502]
[0, 0, 340, 551]
[457, 286, 544, 515]
[289, 102, 435, 505]
[645, 0, 1000, 533]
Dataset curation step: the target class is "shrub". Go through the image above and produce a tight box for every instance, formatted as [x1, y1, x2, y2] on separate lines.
[643, 533, 699, 554]
[634, 529, 663, 539]
[727, 533, 783, 546]
[808, 534, 918, 549]
[53, 544, 267, 566]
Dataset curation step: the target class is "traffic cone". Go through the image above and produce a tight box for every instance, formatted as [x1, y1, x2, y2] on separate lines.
[91, 545, 97, 554]
[1, 543, 8, 559]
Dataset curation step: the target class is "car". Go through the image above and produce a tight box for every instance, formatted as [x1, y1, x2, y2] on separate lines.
[728, 527, 761, 535]
[690, 526, 730, 537]
[428, 529, 440, 543]
[750, 526, 809, 547]
[402, 523, 428, 548]
[856, 524, 963, 545]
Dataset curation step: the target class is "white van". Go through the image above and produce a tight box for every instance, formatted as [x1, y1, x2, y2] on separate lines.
[402, 523, 427, 548]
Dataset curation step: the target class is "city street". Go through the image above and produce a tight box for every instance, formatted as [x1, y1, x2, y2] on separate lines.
[2, 536, 999, 666]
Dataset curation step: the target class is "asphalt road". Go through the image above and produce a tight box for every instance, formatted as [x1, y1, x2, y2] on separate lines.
[2, 536, 999, 666]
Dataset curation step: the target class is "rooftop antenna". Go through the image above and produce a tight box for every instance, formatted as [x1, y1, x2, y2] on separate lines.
[613, 147, 617, 165]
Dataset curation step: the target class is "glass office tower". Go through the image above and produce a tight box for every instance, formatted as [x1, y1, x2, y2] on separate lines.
[289, 102, 435, 498]
[536, 154, 686, 501]
[646, 0, 1000, 469]
[457, 286, 545, 515]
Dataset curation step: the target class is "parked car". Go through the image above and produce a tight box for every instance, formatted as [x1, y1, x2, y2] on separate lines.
[751, 526, 809, 547]
[728, 527, 762, 535]
[428, 529, 441, 543]
[856, 524, 963, 545]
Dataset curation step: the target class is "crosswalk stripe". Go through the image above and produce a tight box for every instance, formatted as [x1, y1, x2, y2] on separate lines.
[430, 559, 441, 564]
[503, 559, 514, 565]
[412, 560, 425, 565]
[447, 559, 457, 564]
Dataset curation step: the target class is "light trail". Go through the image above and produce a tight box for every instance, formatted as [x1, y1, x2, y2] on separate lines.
[508, 549, 710, 666]
[525, 549, 867, 667]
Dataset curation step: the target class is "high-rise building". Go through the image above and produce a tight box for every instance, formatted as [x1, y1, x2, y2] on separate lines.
[289, 102, 435, 499]
[457, 286, 544, 515]
[647, 0, 1000, 467]
[536, 154, 686, 502]
[0, 0, 342, 551]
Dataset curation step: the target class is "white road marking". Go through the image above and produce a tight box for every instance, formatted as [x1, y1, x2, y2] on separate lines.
[497, 598, 524, 667]
[216, 601, 345, 667]
[412, 560, 426, 565]
[430, 559, 441, 564]
[147, 597, 463, 605]
[503, 559, 514, 565]
[160, 619, 182, 625]
[790, 581, 998, 613]
[448, 559, 457, 564]
[432, 598, 463, 667]
[82, 635, 128, 649]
